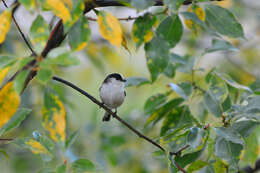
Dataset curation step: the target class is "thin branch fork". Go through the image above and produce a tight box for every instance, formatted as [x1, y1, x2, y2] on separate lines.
[52, 76, 187, 173]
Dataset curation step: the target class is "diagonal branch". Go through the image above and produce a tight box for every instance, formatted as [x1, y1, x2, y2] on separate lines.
[52, 76, 187, 173]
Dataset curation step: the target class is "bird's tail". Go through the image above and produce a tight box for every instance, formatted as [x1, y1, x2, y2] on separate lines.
[102, 112, 111, 121]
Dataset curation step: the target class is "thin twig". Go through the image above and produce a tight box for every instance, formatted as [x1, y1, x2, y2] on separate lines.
[52, 76, 187, 173]
[1, 0, 37, 56]
[170, 145, 190, 156]
[87, 7, 168, 21]
[0, 138, 13, 141]
[87, 16, 138, 21]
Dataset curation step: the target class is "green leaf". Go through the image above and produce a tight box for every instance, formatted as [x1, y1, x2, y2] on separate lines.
[72, 158, 95, 173]
[208, 74, 228, 103]
[214, 136, 243, 171]
[205, 5, 244, 38]
[164, 53, 186, 78]
[68, 16, 91, 51]
[250, 79, 260, 94]
[147, 98, 184, 126]
[18, 0, 35, 10]
[144, 93, 168, 115]
[213, 158, 228, 173]
[169, 82, 192, 100]
[145, 37, 170, 82]
[0, 55, 17, 68]
[214, 127, 244, 171]
[30, 15, 49, 52]
[215, 127, 244, 145]
[187, 160, 208, 173]
[176, 55, 195, 73]
[65, 129, 79, 149]
[164, 62, 176, 78]
[131, 0, 155, 9]
[175, 149, 204, 168]
[37, 168, 55, 173]
[45, 47, 80, 67]
[132, 13, 157, 48]
[156, 14, 183, 48]
[56, 163, 66, 173]
[231, 119, 260, 138]
[36, 66, 53, 84]
[163, 0, 184, 11]
[125, 77, 150, 87]
[14, 69, 30, 94]
[0, 108, 31, 136]
[160, 106, 192, 136]
[241, 131, 258, 166]
[205, 39, 238, 53]
[221, 95, 231, 112]
[187, 127, 205, 149]
[203, 91, 222, 117]
[69, 0, 85, 28]
[0, 149, 9, 160]
[200, 165, 215, 173]
[215, 72, 252, 92]
[18, 57, 34, 69]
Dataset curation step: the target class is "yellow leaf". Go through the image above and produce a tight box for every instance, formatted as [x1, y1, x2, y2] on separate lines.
[184, 6, 205, 33]
[25, 139, 49, 154]
[42, 94, 66, 142]
[97, 11, 123, 47]
[74, 42, 87, 52]
[0, 10, 12, 44]
[0, 67, 9, 85]
[62, 0, 72, 9]
[122, 36, 131, 54]
[46, 0, 71, 23]
[216, 0, 232, 8]
[0, 82, 20, 128]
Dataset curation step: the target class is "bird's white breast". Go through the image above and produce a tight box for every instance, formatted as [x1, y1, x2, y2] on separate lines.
[99, 79, 125, 109]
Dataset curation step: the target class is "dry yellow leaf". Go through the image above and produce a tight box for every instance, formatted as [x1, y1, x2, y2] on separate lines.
[25, 139, 48, 154]
[0, 82, 20, 128]
[0, 10, 12, 44]
[0, 67, 9, 85]
[97, 11, 123, 47]
[42, 94, 66, 142]
[184, 6, 205, 33]
[46, 0, 71, 23]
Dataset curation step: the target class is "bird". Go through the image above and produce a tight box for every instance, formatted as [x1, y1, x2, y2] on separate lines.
[99, 73, 126, 121]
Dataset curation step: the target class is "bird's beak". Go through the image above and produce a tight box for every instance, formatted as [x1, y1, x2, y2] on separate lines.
[123, 79, 127, 82]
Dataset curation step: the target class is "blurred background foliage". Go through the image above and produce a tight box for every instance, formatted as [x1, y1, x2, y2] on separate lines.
[0, 0, 260, 172]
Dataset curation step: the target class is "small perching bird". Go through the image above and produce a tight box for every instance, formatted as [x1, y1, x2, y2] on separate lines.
[99, 73, 126, 121]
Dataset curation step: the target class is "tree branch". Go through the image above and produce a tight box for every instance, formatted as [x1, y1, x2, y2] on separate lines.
[52, 76, 187, 173]
[85, 0, 223, 7]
